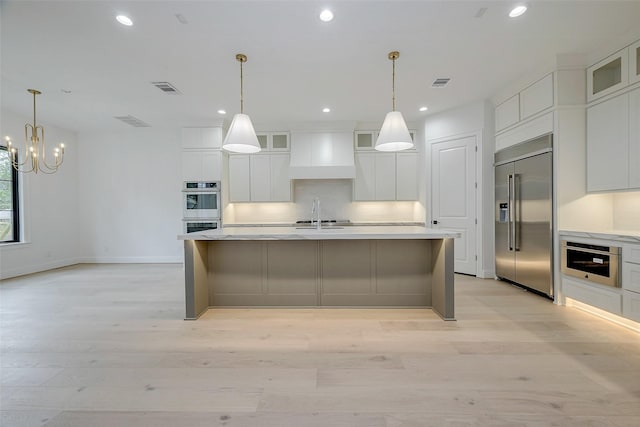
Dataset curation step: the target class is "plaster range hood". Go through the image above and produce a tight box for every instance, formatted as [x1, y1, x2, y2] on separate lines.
[289, 130, 356, 179]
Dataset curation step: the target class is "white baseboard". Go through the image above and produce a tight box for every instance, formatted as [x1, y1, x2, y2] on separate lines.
[76, 256, 183, 264]
[0, 258, 79, 280]
[1, 256, 183, 280]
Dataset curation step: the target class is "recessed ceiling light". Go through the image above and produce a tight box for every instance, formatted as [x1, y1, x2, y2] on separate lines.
[419, 106, 428, 112]
[116, 15, 133, 26]
[319, 9, 334, 22]
[509, 5, 527, 18]
[322, 107, 331, 113]
[217, 110, 226, 115]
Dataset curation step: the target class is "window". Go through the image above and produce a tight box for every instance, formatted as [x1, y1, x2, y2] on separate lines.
[0, 146, 19, 242]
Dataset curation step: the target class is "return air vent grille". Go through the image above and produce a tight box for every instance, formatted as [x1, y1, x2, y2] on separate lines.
[151, 81, 181, 94]
[114, 115, 150, 127]
[432, 78, 451, 88]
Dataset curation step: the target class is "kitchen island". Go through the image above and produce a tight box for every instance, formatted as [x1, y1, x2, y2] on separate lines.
[179, 226, 459, 320]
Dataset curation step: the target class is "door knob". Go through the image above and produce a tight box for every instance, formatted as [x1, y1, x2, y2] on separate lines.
[432, 220, 438, 225]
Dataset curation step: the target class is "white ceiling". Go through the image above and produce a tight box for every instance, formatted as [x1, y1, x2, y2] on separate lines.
[2, 0, 640, 133]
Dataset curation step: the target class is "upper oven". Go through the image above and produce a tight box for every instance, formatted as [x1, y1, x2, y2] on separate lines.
[561, 240, 621, 287]
[182, 181, 221, 219]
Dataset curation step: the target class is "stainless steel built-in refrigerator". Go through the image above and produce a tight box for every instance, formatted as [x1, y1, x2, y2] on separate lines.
[495, 134, 553, 297]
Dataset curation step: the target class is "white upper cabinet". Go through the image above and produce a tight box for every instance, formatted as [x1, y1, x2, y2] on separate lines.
[181, 151, 222, 182]
[355, 131, 375, 150]
[396, 152, 418, 201]
[520, 73, 554, 120]
[354, 153, 376, 200]
[587, 48, 628, 102]
[255, 132, 290, 151]
[229, 153, 291, 203]
[495, 94, 520, 132]
[250, 155, 272, 202]
[228, 155, 251, 202]
[353, 152, 418, 201]
[181, 127, 222, 149]
[629, 88, 640, 188]
[269, 154, 292, 202]
[374, 153, 396, 201]
[629, 40, 640, 85]
[587, 92, 630, 192]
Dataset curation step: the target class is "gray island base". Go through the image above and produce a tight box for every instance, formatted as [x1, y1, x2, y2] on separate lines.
[180, 226, 458, 321]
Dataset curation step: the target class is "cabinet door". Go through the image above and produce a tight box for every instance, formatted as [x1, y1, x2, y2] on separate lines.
[270, 133, 290, 151]
[228, 155, 251, 202]
[495, 95, 520, 132]
[181, 150, 222, 181]
[587, 49, 628, 102]
[587, 93, 629, 192]
[630, 40, 640, 85]
[250, 155, 271, 202]
[270, 154, 291, 202]
[374, 153, 396, 200]
[182, 127, 222, 149]
[355, 131, 375, 150]
[630, 88, 640, 188]
[520, 73, 554, 120]
[354, 153, 376, 201]
[396, 152, 418, 201]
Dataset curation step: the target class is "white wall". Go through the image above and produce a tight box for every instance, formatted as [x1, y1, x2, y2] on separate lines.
[76, 129, 183, 263]
[612, 192, 640, 231]
[422, 100, 495, 278]
[0, 109, 80, 279]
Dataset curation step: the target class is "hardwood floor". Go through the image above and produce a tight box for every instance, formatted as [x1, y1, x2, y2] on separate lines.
[1, 264, 639, 426]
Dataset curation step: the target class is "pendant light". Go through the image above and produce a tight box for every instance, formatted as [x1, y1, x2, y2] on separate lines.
[222, 53, 261, 153]
[375, 51, 414, 152]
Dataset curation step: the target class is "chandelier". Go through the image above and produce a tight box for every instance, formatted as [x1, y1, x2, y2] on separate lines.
[4, 89, 65, 174]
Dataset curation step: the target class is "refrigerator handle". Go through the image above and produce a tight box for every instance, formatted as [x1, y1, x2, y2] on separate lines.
[507, 174, 513, 251]
[514, 174, 520, 252]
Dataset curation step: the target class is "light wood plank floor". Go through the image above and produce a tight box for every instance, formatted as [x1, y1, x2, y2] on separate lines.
[1, 264, 639, 426]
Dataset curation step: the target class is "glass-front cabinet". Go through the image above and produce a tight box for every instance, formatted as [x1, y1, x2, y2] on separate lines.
[255, 132, 290, 151]
[630, 40, 640, 85]
[587, 48, 628, 102]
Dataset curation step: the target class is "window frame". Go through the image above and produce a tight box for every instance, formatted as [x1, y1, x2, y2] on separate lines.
[0, 146, 20, 243]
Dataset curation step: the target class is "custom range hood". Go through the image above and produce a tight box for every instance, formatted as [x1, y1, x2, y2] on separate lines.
[289, 130, 356, 179]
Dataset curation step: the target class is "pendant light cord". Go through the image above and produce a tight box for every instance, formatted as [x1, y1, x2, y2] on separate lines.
[239, 59, 244, 114]
[392, 56, 396, 112]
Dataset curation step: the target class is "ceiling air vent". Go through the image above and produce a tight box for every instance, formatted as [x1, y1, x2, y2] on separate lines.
[151, 81, 181, 94]
[431, 78, 451, 88]
[114, 115, 150, 127]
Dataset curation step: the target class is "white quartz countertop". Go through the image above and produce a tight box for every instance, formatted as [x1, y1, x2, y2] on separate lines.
[559, 229, 640, 243]
[179, 226, 460, 241]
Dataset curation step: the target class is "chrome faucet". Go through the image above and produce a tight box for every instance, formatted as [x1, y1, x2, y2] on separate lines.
[311, 197, 321, 230]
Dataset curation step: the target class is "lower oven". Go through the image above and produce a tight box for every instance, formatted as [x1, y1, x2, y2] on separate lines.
[561, 240, 621, 287]
[183, 219, 220, 234]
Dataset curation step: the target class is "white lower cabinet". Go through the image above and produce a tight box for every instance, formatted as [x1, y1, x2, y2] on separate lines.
[623, 290, 640, 322]
[563, 276, 622, 315]
[354, 152, 417, 201]
[181, 150, 222, 182]
[229, 154, 291, 203]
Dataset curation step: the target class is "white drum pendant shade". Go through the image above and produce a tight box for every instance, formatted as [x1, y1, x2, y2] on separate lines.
[222, 113, 261, 153]
[375, 111, 413, 151]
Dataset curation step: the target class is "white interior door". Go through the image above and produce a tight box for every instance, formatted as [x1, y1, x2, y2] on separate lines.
[431, 136, 477, 275]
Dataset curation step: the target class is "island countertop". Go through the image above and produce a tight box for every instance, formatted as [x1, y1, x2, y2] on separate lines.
[178, 225, 460, 241]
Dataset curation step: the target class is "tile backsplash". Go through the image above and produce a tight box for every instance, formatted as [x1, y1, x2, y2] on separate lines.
[225, 179, 422, 224]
